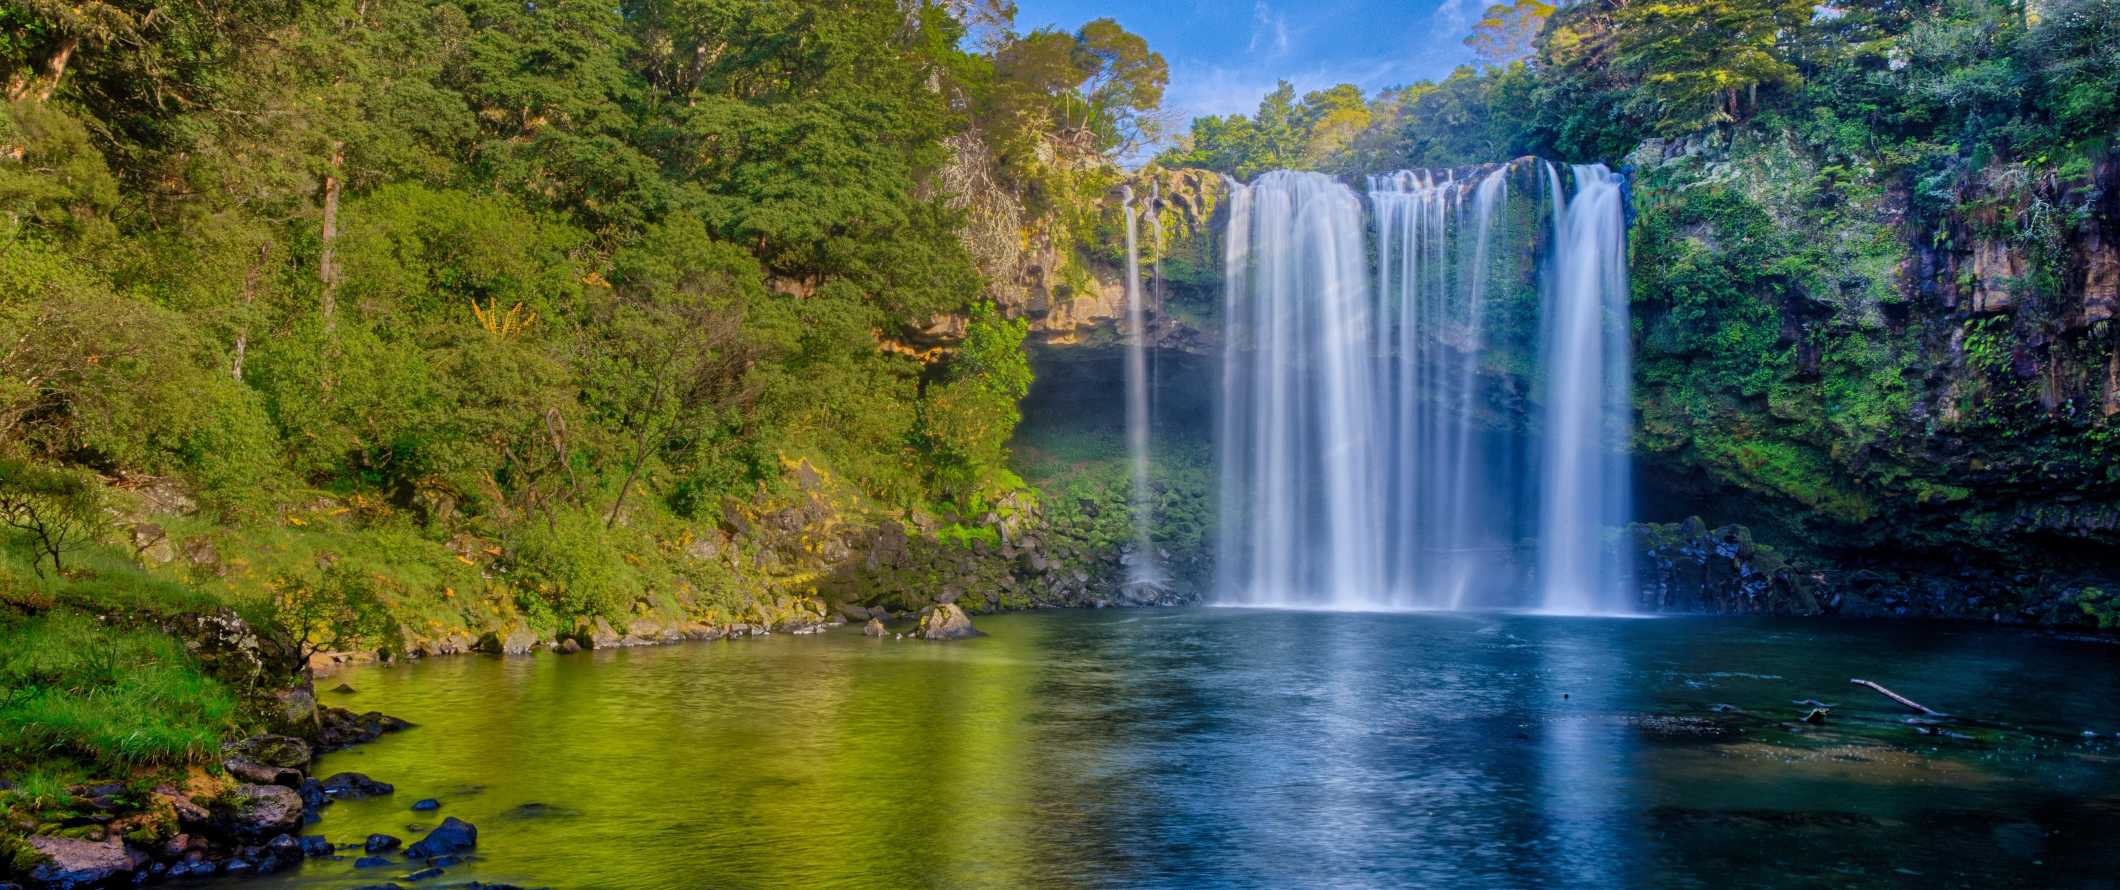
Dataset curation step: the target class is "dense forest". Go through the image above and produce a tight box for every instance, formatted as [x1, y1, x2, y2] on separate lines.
[0, 0, 1176, 851]
[2, 0, 2118, 883]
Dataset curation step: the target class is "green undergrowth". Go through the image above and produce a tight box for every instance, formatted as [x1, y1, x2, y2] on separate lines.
[0, 606, 236, 787]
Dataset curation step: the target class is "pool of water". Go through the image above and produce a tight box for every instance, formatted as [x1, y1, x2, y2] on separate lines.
[256, 609, 2120, 889]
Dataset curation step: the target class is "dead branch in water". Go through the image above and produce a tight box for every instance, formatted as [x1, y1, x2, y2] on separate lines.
[1849, 678, 1949, 718]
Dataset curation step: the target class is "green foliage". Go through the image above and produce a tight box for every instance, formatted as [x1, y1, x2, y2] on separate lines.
[1962, 315, 2013, 374]
[509, 508, 638, 624]
[916, 302, 1033, 509]
[2079, 587, 2117, 629]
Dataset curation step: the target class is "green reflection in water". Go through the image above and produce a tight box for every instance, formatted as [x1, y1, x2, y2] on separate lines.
[248, 610, 2120, 890]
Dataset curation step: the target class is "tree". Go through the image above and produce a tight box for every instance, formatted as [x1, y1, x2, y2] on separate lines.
[270, 565, 401, 672]
[596, 218, 771, 528]
[0, 457, 103, 576]
[1465, 0, 1557, 68]
[1071, 18, 1168, 154]
[1613, 0, 1815, 132]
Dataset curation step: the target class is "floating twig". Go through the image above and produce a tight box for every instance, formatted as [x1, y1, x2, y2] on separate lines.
[1849, 678, 1949, 718]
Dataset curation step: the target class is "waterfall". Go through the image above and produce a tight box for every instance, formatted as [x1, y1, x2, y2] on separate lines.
[1121, 186, 1162, 591]
[1535, 164, 1632, 614]
[1213, 162, 1631, 612]
[1367, 167, 1514, 608]
[1216, 171, 1385, 607]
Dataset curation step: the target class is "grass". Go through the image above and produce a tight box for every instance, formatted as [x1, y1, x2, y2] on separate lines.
[0, 609, 236, 776]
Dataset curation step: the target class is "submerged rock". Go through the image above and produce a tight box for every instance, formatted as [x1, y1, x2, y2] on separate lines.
[404, 817, 477, 859]
[318, 707, 414, 752]
[411, 798, 441, 812]
[320, 772, 395, 800]
[365, 833, 403, 853]
[915, 603, 981, 641]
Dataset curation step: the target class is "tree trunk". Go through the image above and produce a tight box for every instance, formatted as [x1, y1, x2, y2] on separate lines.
[34, 37, 76, 103]
[319, 142, 345, 331]
[232, 244, 268, 381]
[606, 373, 671, 530]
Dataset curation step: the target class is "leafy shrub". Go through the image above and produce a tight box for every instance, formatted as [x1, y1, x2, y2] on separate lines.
[510, 509, 638, 625]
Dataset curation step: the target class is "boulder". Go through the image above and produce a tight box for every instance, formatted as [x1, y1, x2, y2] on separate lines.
[364, 834, 403, 854]
[403, 817, 477, 859]
[474, 627, 540, 656]
[261, 833, 305, 871]
[26, 836, 142, 889]
[915, 604, 981, 641]
[233, 784, 304, 838]
[863, 618, 886, 638]
[225, 758, 302, 787]
[223, 734, 313, 769]
[131, 522, 174, 564]
[299, 835, 333, 857]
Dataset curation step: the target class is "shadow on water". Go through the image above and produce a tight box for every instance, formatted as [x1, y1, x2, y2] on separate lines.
[257, 609, 2120, 889]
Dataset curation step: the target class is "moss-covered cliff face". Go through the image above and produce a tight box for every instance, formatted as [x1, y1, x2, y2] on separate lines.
[1626, 133, 2119, 620]
[928, 164, 1231, 353]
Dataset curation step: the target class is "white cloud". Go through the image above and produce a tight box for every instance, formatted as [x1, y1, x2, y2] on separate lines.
[1247, 2, 1293, 57]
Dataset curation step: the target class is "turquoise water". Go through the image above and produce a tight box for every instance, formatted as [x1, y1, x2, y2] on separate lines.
[257, 609, 2120, 889]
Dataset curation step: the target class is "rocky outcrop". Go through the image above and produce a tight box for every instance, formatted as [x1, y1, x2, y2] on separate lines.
[1632, 519, 1821, 616]
[915, 603, 980, 640]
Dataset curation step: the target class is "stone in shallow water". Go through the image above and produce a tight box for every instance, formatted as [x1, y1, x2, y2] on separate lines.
[365, 833, 403, 853]
[411, 798, 441, 811]
[916, 603, 980, 640]
[405, 817, 478, 859]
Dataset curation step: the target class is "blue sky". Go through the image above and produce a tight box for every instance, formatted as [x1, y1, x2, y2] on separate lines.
[1011, 1, 1480, 131]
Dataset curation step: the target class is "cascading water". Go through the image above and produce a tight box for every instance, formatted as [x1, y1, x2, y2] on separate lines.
[1215, 171, 1385, 608]
[1369, 167, 1514, 608]
[1536, 164, 1633, 613]
[1214, 162, 1632, 612]
[1121, 186, 1162, 590]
